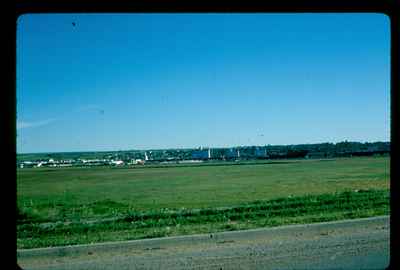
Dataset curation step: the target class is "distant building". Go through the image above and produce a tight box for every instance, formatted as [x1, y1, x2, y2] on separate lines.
[111, 160, 124, 166]
[254, 147, 267, 158]
[192, 148, 211, 160]
[225, 148, 240, 159]
[130, 159, 144, 165]
[21, 161, 36, 168]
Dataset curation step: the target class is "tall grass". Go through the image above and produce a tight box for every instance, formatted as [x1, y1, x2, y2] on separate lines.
[17, 189, 389, 249]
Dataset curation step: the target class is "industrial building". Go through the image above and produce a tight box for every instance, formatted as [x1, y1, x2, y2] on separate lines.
[192, 148, 211, 160]
[254, 147, 268, 158]
[225, 148, 240, 159]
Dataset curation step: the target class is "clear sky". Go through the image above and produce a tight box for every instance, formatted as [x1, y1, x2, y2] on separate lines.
[16, 13, 390, 153]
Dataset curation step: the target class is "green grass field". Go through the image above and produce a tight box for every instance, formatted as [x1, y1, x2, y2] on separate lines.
[17, 156, 390, 249]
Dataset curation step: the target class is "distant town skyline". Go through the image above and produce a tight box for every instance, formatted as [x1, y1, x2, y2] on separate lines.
[17, 13, 390, 153]
[17, 140, 391, 155]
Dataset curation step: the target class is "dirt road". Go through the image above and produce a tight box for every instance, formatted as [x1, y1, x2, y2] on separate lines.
[18, 216, 390, 270]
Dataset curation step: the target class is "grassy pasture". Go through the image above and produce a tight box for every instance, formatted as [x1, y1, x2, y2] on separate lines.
[17, 156, 390, 248]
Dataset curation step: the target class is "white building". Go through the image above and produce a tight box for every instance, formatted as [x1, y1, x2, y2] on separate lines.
[130, 159, 144, 165]
[111, 160, 124, 166]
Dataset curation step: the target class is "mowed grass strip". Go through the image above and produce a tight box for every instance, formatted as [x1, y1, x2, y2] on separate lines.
[17, 189, 389, 249]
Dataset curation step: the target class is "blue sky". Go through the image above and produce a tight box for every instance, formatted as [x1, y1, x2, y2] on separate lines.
[16, 13, 390, 153]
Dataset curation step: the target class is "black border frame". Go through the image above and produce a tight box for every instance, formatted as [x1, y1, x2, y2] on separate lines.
[10, 1, 399, 269]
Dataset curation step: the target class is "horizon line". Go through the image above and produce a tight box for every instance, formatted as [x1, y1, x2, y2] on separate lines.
[17, 140, 391, 155]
